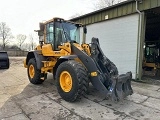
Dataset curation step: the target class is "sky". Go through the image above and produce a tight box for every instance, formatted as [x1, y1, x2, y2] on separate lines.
[0, 0, 94, 37]
[0, 0, 126, 45]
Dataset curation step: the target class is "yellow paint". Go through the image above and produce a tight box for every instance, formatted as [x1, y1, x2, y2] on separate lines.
[58, 42, 71, 53]
[23, 59, 27, 68]
[35, 45, 42, 50]
[42, 61, 56, 67]
[91, 72, 98, 76]
[41, 60, 56, 73]
[81, 44, 91, 56]
[41, 43, 71, 56]
[41, 44, 55, 56]
[29, 64, 35, 78]
[41, 66, 53, 73]
[60, 71, 72, 92]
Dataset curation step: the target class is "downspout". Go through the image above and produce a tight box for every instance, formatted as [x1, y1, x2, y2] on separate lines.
[135, 0, 142, 80]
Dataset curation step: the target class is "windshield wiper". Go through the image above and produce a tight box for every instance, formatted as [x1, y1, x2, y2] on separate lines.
[63, 30, 71, 41]
[61, 23, 71, 41]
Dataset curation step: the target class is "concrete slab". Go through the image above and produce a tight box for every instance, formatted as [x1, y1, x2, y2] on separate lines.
[126, 93, 148, 103]
[123, 116, 136, 120]
[1, 113, 29, 120]
[99, 99, 160, 120]
[11, 85, 41, 101]
[84, 87, 159, 120]
[84, 84, 106, 102]
[0, 102, 5, 108]
[32, 81, 56, 94]
[0, 93, 11, 103]
[63, 99, 123, 120]
[48, 95, 127, 120]
[133, 86, 160, 99]
[132, 81, 160, 91]
[63, 114, 82, 120]
[0, 84, 5, 95]
[16, 94, 80, 120]
[1, 75, 25, 88]
[142, 97, 160, 111]
[0, 100, 22, 119]
[3, 84, 29, 96]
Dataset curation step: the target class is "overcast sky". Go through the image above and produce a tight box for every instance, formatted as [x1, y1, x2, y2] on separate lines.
[0, 0, 94, 36]
[0, 0, 126, 39]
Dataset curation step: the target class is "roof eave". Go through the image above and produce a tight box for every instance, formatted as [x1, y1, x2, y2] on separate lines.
[70, 0, 135, 21]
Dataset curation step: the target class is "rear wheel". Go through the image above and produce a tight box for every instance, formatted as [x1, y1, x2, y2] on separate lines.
[56, 60, 89, 102]
[27, 58, 46, 84]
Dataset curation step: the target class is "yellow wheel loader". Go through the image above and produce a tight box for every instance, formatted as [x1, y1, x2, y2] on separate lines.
[24, 17, 133, 102]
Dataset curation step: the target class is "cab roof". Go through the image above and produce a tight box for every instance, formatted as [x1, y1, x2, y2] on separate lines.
[43, 17, 82, 26]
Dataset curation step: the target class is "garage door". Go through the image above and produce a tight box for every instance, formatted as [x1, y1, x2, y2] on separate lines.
[84, 14, 139, 79]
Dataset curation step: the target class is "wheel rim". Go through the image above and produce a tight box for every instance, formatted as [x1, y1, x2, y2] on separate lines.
[60, 71, 72, 92]
[29, 64, 35, 78]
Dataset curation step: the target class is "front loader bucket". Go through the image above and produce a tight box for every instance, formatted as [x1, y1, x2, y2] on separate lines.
[0, 51, 9, 69]
[110, 72, 133, 101]
[89, 71, 133, 102]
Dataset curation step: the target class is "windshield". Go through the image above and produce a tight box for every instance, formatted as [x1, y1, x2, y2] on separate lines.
[56, 21, 80, 43]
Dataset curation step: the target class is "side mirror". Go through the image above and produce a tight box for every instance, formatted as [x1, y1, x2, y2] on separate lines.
[38, 31, 44, 36]
[83, 26, 87, 34]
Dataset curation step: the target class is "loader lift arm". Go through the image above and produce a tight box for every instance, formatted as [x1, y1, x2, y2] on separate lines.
[71, 38, 133, 101]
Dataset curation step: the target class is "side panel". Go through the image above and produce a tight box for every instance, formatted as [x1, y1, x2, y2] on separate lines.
[82, 14, 139, 79]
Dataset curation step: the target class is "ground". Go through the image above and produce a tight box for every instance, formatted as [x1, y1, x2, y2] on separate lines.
[0, 57, 160, 120]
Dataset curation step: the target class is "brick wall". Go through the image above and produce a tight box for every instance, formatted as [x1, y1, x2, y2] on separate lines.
[6, 50, 28, 56]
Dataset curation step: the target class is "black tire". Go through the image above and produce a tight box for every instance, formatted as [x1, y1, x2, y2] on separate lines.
[27, 58, 45, 84]
[6, 60, 10, 69]
[56, 60, 89, 102]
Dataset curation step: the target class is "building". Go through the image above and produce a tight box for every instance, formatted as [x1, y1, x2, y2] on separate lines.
[70, 0, 160, 80]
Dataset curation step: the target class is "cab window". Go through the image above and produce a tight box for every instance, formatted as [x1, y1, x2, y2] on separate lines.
[54, 22, 65, 50]
[46, 22, 54, 43]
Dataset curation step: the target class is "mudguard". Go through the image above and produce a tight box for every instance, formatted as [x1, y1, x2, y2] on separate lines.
[26, 51, 45, 70]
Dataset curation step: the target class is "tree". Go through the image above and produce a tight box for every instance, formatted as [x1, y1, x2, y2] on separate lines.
[0, 22, 13, 50]
[69, 13, 83, 19]
[17, 34, 27, 50]
[23, 43, 30, 51]
[94, 0, 123, 10]
[9, 44, 20, 50]
[29, 34, 36, 50]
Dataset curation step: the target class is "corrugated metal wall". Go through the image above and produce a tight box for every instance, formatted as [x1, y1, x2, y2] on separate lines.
[72, 0, 160, 25]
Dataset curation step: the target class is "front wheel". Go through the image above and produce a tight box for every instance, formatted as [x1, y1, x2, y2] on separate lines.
[56, 60, 89, 102]
[27, 58, 46, 84]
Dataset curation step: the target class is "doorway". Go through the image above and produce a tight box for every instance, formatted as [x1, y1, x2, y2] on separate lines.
[142, 7, 160, 81]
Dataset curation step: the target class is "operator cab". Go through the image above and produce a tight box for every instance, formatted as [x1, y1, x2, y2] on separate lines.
[36, 18, 82, 50]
